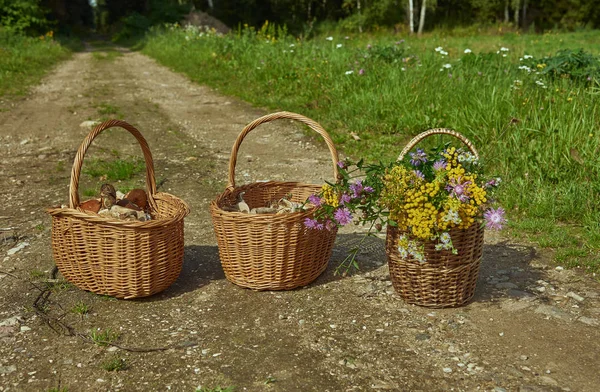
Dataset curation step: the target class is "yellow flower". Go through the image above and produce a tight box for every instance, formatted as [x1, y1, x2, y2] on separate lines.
[321, 184, 339, 207]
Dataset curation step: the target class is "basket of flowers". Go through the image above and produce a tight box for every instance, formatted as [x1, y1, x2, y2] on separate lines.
[46, 120, 190, 299]
[306, 128, 504, 307]
[209, 112, 341, 290]
[382, 128, 504, 307]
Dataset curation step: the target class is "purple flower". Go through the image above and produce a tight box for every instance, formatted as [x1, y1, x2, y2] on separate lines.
[409, 148, 428, 166]
[359, 69, 365, 75]
[413, 170, 425, 180]
[304, 218, 318, 229]
[340, 193, 352, 205]
[484, 207, 506, 230]
[334, 208, 353, 226]
[337, 160, 346, 169]
[363, 186, 374, 193]
[485, 178, 501, 188]
[395, 40, 405, 45]
[308, 194, 322, 206]
[349, 180, 364, 198]
[433, 160, 447, 171]
[587, 76, 592, 81]
[446, 176, 472, 202]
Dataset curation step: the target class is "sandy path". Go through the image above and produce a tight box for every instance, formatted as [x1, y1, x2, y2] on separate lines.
[0, 48, 599, 392]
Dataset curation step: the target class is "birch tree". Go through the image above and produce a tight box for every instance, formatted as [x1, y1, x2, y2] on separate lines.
[417, 0, 426, 35]
[408, 0, 414, 33]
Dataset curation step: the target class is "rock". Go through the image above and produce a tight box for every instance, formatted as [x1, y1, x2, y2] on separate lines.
[496, 282, 518, 289]
[0, 316, 23, 327]
[538, 375, 558, 386]
[442, 367, 452, 373]
[80, 120, 100, 129]
[534, 305, 571, 321]
[495, 387, 507, 392]
[0, 365, 16, 374]
[578, 317, 599, 326]
[7, 242, 29, 256]
[555, 266, 564, 271]
[566, 292, 584, 302]
[520, 355, 529, 361]
[20, 326, 31, 332]
[508, 289, 535, 299]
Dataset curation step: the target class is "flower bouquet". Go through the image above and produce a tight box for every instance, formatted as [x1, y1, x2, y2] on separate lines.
[304, 128, 503, 307]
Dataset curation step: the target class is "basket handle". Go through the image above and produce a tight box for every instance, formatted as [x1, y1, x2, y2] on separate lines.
[397, 128, 479, 161]
[68, 119, 157, 210]
[226, 111, 340, 190]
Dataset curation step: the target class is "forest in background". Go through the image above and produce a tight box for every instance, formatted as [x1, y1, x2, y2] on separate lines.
[1, 0, 600, 39]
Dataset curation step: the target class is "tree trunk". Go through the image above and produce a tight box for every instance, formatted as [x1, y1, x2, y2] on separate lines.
[514, 0, 520, 27]
[207, 0, 214, 9]
[522, 0, 528, 29]
[417, 0, 426, 35]
[504, 0, 509, 23]
[408, 0, 414, 34]
[357, 0, 363, 33]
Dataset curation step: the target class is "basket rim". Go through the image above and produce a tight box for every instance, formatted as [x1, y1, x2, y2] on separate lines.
[46, 192, 189, 229]
[210, 180, 321, 219]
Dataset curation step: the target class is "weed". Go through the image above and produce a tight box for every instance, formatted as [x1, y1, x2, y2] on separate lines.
[82, 157, 144, 182]
[101, 356, 127, 371]
[47, 388, 68, 392]
[90, 328, 120, 346]
[29, 269, 46, 279]
[96, 102, 121, 116]
[264, 375, 277, 384]
[71, 301, 89, 316]
[35, 224, 45, 231]
[55, 161, 65, 172]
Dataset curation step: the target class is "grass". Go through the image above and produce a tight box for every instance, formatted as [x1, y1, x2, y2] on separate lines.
[71, 301, 90, 316]
[0, 30, 71, 97]
[90, 328, 120, 346]
[101, 355, 127, 372]
[82, 156, 144, 182]
[143, 25, 600, 274]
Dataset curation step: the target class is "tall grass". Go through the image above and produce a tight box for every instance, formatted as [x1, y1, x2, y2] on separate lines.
[0, 30, 71, 96]
[143, 25, 600, 273]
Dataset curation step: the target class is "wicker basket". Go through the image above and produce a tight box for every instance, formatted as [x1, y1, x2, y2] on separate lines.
[210, 112, 340, 290]
[46, 120, 190, 299]
[386, 128, 485, 308]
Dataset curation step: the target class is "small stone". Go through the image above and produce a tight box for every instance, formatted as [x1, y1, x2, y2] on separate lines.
[20, 326, 31, 332]
[546, 370, 551, 374]
[555, 266, 564, 271]
[298, 319, 305, 326]
[212, 353, 222, 357]
[201, 349, 209, 355]
[442, 367, 452, 373]
[20, 139, 30, 145]
[0, 365, 16, 375]
[495, 387, 507, 392]
[538, 376, 558, 386]
[76, 363, 82, 368]
[329, 324, 337, 329]
[96, 378, 105, 383]
[520, 355, 528, 360]
[578, 317, 599, 326]
[496, 282, 518, 289]
[80, 120, 100, 129]
[7, 242, 29, 256]
[566, 292, 584, 302]
[107, 346, 118, 352]
[536, 286, 546, 293]
[499, 332, 504, 336]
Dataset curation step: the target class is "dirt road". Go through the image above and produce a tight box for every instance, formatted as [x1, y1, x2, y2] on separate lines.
[1, 47, 599, 392]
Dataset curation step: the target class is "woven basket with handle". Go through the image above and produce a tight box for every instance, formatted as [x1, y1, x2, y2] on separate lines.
[210, 112, 340, 290]
[386, 129, 485, 308]
[46, 120, 190, 299]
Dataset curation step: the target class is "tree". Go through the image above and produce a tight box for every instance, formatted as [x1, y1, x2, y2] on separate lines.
[408, 0, 414, 33]
[417, 0, 426, 34]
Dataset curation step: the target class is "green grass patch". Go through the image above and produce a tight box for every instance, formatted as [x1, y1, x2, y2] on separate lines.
[96, 102, 123, 118]
[0, 30, 71, 96]
[90, 328, 120, 346]
[71, 301, 90, 316]
[143, 25, 600, 273]
[101, 355, 127, 372]
[82, 157, 144, 182]
[92, 51, 123, 61]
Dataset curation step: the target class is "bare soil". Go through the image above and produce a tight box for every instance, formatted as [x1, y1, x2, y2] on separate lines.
[1, 46, 599, 392]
